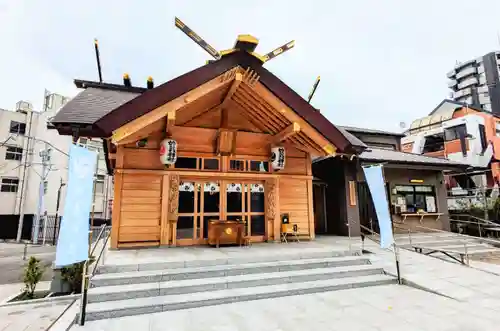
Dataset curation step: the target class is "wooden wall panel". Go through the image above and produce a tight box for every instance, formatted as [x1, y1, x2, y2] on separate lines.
[279, 179, 312, 237]
[279, 157, 308, 175]
[118, 173, 163, 246]
[123, 148, 164, 170]
[234, 131, 270, 156]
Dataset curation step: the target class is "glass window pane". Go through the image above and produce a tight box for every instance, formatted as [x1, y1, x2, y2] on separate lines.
[178, 181, 195, 213]
[395, 185, 414, 192]
[203, 158, 219, 170]
[250, 185, 265, 213]
[227, 184, 243, 213]
[249, 161, 269, 172]
[176, 157, 198, 169]
[415, 186, 433, 192]
[177, 216, 194, 239]
[250, 215, 265, 236]
[230, 160, 245, 171]
[203, 182, 220, 213]
[415, 195, 426, 211]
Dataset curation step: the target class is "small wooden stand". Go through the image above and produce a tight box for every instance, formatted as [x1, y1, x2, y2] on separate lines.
[208, 220, 245, 248]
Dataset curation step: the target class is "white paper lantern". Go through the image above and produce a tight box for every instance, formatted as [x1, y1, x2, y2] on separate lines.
[159, 139, 177, 165]
[270, 146, 285, 170]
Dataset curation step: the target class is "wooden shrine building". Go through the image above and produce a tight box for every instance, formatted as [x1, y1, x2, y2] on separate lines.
[51, 33, 367, 249]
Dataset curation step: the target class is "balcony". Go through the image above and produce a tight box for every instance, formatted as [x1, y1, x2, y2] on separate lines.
[456, 66, 477, 80]
[446, 69, 456, 78]
[453, 88, 471, 99]
[458, 77, 479, 89]
[448, 79, 458, 88]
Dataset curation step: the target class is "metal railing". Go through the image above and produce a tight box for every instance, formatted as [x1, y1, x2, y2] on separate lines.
[450, 214, 500, 239]
[79, 225, 111, 326]
[349, 220, 402, 285]
[414, 225, 471, 265]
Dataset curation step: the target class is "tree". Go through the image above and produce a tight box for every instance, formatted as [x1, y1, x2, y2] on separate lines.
[23, 257, 44, 299]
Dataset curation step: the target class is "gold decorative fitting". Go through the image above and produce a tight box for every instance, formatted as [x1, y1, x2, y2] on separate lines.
[236, 34, 259, 44]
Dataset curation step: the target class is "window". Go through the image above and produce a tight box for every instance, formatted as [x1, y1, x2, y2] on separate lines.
[496, 123, 500, 138]
[5, 146, 23, 161]
[249, 161, 269, 172]
[230, 160, 245, 171]
[77, 137, 88, 146]
[175, 157, 198, 169]
[478, 124, 487, 152]
[1, 178, 19, 192]
[229, 159, 271, 173]
[9, 121, 26, 135]
[43, 181, 48, 195]
[444, 124, 467, 141]
[394, 185, 436, 213]
[94, 174, 105, 194]
[422, 134, 444, 153]
[203, 158, 219, 170]
[366, 143, 396, 151]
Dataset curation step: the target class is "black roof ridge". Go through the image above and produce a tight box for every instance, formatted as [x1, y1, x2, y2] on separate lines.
[74, 79, 147, 94]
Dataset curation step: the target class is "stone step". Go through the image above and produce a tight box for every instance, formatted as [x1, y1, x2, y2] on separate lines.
[86, 274, 396, 321]
[88, 264, 383, 303]
[97, 249, 357, 274]
[91, 255, 370, 287]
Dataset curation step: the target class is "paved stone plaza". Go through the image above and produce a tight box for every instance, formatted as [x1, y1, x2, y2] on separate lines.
[71, 284, 500, 331]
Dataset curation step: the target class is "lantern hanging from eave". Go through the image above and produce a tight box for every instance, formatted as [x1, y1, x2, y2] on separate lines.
[160, 138, 177, 165]
[270, 146, 285, 170]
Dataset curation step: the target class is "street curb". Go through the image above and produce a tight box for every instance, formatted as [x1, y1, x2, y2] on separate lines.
[0, 293, 79, 308]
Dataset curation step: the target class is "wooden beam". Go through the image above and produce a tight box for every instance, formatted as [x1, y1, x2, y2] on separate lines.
[112, 72, 234, 144]
[220, 73, 242, 129]
[221, 73, 243, 109]
[269, 122, 300, 145]
[114, 119, 167, 145]
[252, 82, 337, 156]
[166, 110, 175, 137]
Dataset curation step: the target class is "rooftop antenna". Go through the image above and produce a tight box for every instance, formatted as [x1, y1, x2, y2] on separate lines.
[174, 16, 295, 64]
[307, 76, 321, 104]
[94, 38, 103, 83]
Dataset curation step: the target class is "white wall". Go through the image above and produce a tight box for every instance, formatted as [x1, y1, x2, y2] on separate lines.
[0, 93, 113, 220]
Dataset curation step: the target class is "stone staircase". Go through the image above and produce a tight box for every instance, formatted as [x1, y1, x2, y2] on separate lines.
[87, 250, 395, 321]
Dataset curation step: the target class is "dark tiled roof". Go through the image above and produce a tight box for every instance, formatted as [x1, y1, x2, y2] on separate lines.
[336, 126, 366, 148]
[359, 148, 468, 168]
[339, 125, 405, 137]
[52, 88, 140, 124]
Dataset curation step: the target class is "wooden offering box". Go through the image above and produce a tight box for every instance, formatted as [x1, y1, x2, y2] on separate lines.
[208, 220, 245, 247]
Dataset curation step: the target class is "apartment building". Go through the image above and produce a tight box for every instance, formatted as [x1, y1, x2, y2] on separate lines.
[0, 92, 113, 240]
[447, 51, 500, 114]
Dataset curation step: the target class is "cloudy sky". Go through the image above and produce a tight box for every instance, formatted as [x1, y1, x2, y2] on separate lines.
[1, 0, 500, 132]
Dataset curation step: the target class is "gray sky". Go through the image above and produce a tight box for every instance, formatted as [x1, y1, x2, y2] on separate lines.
[2, 0, 500, 132]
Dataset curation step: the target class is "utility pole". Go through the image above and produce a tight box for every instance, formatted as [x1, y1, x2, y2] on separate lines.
[16, 110, 34, 242]
[33, 145, 51, 244]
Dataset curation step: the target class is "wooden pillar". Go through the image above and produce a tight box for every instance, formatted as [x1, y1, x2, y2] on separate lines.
[160, 174, 170, 245]
[306, 153, 315, 240]
[168, 174, 180, 246]
[307, 179, 315, 240]
[110, 146, 125, 249]
[110, 172, 122, 249]
[266, 178, 279, 242]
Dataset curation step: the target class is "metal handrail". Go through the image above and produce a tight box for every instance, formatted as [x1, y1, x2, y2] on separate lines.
[89, 225, 107, 257]
[79, 225, 111, 326]
[452, 214, 499, 227]
[91, 227, 111, 277]
[415, 224, 500, 245]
